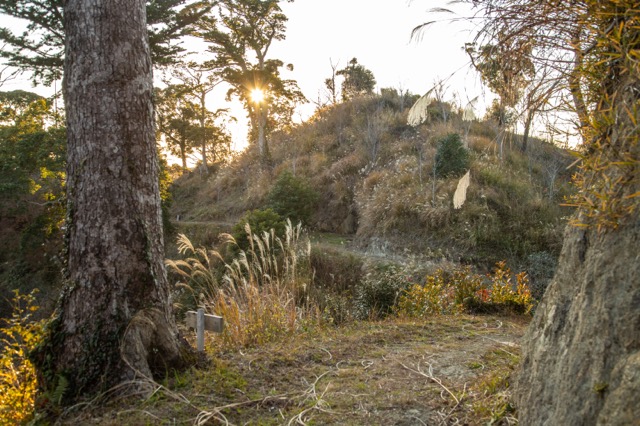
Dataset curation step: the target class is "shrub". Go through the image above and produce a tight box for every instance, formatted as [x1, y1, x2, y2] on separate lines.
[266, 171, 319, 226]
[435, 133, 470, 178]
[310, 246, 364, 294]
[231, 208, 286, 252]
[0, 290, 45, 424]
[353, 264, 411, 320]
[314, 292, 353, 326]
[469, 261, 535, 314]
[309, 247, 365, 325]
[396, 280, 452, 317]
[395, 262, 535, 318]
[395, 266, 483, 317]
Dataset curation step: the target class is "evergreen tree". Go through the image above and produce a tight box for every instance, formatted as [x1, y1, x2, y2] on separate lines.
[336, 58, 376, 101]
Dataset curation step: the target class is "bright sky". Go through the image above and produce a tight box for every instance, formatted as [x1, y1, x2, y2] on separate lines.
[272, 0, 485, 117]
[1, 1, 491, 152]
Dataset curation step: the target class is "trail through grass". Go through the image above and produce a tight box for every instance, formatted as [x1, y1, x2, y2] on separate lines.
[60, 315, 527, 425]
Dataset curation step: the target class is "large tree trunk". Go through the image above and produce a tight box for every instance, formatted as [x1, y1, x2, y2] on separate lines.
[515, 222, 640, 425]
[33, 0, 190, 403]
[514, 6, 639, 424]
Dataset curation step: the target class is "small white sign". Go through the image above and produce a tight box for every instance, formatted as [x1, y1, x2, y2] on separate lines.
[185, 309, 224, 351]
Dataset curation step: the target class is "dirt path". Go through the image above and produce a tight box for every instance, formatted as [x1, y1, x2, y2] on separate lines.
[74, 315, 528, 425]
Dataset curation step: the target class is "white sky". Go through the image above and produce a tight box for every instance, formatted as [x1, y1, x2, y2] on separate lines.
[272, 0, 485, 115]
[1, 1, 493, 152]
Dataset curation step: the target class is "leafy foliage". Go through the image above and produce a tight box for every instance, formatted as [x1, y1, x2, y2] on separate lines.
[0, 290, 46, 424]
[467, 41, 533, 109]
[564, 2, 640, 230]
[0, 0, 210, 84]
[335, 57, 377, 101]
[155, 85, 200, 170]
[197, 0, 305, 158]
[232, 208, 286, 252]
[266, 171, 318, 226]
[435, 133, 470, 178]
[396, 262, 535, 318]
[0, 90, 65, 308]
[156, 68, 233, 172]
[353, 264, 411, 320]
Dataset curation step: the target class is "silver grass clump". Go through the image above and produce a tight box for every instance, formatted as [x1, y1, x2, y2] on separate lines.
[453, 170, 471, 209]
[407, 88, 434, 126]
[462, 104, 476, 121]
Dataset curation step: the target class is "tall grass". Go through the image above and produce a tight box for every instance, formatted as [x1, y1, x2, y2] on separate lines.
[167, 220, 319, 352]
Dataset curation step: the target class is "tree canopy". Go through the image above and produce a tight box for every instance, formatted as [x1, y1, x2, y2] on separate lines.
[0, 0, 211, 84]
[0, 90, 64, 199]
[336, 58, 377, 101]
[196, 0, 305, 160]
[156, 67, 232, 172]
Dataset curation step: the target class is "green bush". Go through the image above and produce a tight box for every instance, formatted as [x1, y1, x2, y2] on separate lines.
[267, 171, 318, 226]
[435, 133, 470, 178]
[232, 209, 286, 252]
[353, 264, 410, 320]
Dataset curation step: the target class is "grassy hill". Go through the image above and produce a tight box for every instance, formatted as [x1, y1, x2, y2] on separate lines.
[169, 90, 574, 276]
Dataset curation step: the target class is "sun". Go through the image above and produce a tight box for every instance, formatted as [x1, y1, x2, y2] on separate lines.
[250, 88, 265, 103]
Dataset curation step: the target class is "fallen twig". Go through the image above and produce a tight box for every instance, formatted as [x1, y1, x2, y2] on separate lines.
[400, 361, 460, 405]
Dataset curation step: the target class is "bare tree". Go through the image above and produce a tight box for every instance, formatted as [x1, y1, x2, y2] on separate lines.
[323, 58, 340, 105]
[363, 103, 389, 165]
[518, 70, 559, 152]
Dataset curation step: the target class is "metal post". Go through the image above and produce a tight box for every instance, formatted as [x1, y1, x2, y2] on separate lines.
[196, 308, 205, 352]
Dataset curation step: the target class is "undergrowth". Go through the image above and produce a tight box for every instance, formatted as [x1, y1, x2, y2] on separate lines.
[0, 290, 45, 425]
[168, 219, 535, 355]
[396, 261, 534, 318]
[167, 220, 321, 352]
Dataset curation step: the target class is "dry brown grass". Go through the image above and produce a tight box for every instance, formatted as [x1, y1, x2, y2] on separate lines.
[59, 315, 529, 425]
[167, 221, 321, 352]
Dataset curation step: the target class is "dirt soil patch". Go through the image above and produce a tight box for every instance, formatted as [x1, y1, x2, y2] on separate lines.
[61, 315, 528, 425]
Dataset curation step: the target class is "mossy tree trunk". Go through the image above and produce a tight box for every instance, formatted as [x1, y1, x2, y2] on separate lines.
[33, 0, 190, 404]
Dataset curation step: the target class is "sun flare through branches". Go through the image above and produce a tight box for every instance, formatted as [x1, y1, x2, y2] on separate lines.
[250, 88, 265, 103]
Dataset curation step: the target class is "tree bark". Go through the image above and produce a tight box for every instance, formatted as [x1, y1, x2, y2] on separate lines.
[199, 91, 209, 172]
[515, 7, 639, 424]
[521, 109, 534, 153]
[569, 30, 590, 144]
[256, 102, 270, 163]
[515, 222, 640, 425]
[33, 0, 190, 403]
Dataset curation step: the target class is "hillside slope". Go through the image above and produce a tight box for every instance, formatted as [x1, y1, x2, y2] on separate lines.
[169, 91, 574, 271]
